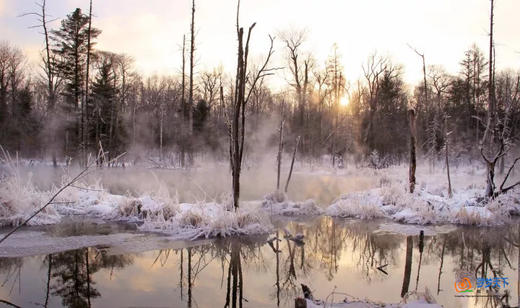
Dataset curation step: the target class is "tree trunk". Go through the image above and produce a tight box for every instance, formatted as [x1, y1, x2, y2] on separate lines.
[188, 0, 195, 160]
[181, 35, 186, 168]
[159, 109, 163, 161]
[445, 115, 453, 198]
[229, 1, 274, 209]
[409, 109, 417, 193]
[285, 136, 301, 193]
[83, 0, 93, 167]
[276, 120, 284, 190]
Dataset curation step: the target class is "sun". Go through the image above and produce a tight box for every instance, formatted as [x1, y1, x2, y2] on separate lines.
[340, 96, 349, 107]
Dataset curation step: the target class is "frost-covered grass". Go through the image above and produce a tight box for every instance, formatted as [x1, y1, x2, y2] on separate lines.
[54, 183, 273, 239]
[261, 190, 322, 216]
[2, 158, 520, 234]
[0, 160, 273, 238]
[325, 163, 520, 226]
[302, 290, 441, 308]
[0, 158, 60, 227]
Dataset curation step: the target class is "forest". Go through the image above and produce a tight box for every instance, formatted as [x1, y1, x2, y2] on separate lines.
[0, 1, 516, 171]
[1, 0, 520, 307]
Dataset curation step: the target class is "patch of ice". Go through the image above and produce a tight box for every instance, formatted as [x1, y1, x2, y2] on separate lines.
[0, 231, 138, 257]
[374, 223, 457, 236]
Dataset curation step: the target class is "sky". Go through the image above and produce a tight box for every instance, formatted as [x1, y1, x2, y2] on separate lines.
[1, 0, 519, 89]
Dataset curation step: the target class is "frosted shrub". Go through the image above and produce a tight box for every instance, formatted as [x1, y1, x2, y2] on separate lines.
[380, 184, 405, 206]
[326, 192, 385, 219]
[178, 209, 204, 227]
[0, 168, 60, 226]
[453, 207, 500, 226]
[261, 191, 322, 216]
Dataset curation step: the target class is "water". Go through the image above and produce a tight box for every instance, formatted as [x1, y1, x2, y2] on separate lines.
[23, 165, 378, 205]
[0, 217, 518, 308]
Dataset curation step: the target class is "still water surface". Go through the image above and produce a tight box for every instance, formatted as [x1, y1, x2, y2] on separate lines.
[0, 217, 518, 308]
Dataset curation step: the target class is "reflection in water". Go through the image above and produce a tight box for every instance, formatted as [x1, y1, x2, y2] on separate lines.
[224, 241, 243, 308]
[7, 248, 134, 307]
[50, 249, 99, 307]
[401, 236, 413, 298]
[0, 218, 519, 307]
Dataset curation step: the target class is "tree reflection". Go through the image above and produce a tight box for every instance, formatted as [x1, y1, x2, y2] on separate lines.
[224, 241, 243, 308]
[2, 218, 518, 307]
[400, 236, 413, 298]
[0, 257, 23, 297]
[50, 247, 133, 307]
[429, 225, 518, 307]
[50, 249, 100, 307]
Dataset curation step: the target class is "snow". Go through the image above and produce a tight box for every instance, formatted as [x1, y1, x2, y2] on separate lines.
[56, 187, 274, 239]
[0, 167, 60, 227]
[261, 190, 322, 216]
[323, 162, 520, 226]
[302, 291, 442, 307]
[2, 161, 520, 238]
[137, 201, 272, 239]
[0, 167, 273, 239]
[325, 181, 519, 226]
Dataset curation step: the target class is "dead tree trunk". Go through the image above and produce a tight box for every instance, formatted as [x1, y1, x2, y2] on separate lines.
[285, 136, 301, 193]
[83, 0, 93, 167]
[478, 0, 520, 198]
[228, 0, 276, 209]
[180, 35, 187, 167]
[188, 0, 195, 165]
[445, 115, 453, 198]
[481, 0, 497, 198]
[24, 1, 60, 166]
[276, 120, 284, 190]
[409, 109, 417, 193]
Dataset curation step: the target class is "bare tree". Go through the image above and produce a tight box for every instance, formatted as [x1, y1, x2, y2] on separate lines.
[82, 0, 94, 166]
[228, 0, 277, 209]
[408, 44, 428, 106]
[21, 0, 62, 165]
[444, 115, 453, 198]
[285, 136, 301, 193]
[180, 34, 187, 167]
[200, 68, 222, 109]
[189, 0, 195, 135]
[478, 0, 520, 198]
[362, 54, 387, 148]
[280, 30, 312, 131]
[276, 119, 284, 190]
[409, 109, 417, 193]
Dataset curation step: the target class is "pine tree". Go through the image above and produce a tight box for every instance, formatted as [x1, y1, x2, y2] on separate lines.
[51, 8, 100, 157]
[90, 60, 125, 161]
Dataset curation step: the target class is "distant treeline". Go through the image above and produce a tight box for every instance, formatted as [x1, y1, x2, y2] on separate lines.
[0, 7, 518, 167]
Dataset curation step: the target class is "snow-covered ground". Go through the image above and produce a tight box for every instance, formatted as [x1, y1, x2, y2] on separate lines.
[323, 165, 520, 226]
[1, 160, 520, 240]
[301, 293, 442, 308]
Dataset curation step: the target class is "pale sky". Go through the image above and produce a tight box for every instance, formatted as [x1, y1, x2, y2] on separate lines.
[1, 0, 519, 88]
